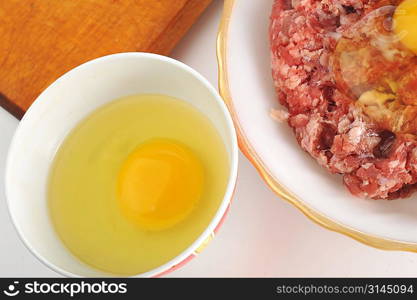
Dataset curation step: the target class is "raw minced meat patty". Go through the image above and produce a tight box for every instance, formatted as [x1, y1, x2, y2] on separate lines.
[269, 0, 417, 199]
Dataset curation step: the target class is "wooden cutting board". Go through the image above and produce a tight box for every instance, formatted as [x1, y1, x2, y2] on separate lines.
[0, 0, 212, 119]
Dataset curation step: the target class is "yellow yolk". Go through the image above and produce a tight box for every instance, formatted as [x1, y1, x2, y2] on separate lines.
[394, 0, 417, 55]
[117, 139, 204, 231]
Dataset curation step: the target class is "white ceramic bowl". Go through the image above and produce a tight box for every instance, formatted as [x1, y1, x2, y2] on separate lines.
[218, 0, 417, 251]
[5, 53, 238, 277]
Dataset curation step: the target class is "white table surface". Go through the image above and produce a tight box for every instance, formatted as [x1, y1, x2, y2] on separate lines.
[2, 1, 417, 278]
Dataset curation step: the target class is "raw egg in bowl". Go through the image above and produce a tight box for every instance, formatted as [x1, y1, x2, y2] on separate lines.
[5, 53, 238, 277]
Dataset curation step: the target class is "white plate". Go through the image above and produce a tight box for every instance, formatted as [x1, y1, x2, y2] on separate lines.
[218, 0, 417, 249]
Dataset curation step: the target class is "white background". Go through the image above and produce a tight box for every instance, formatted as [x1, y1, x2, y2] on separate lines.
[2, 0, 417, 277]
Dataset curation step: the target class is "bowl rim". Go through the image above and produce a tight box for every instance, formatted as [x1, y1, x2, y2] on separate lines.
[216, 0, 417, 252]
[5, 52, 239, 277]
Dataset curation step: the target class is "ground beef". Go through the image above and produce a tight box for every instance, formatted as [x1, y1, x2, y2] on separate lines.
[269, 0, 417, 199]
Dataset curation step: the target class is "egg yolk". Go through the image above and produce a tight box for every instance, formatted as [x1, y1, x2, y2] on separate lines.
[117, 139, 204, 231]
[394, 0, 417, 55]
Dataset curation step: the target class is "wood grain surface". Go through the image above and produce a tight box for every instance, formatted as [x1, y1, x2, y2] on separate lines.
[0, 0, 212, 119]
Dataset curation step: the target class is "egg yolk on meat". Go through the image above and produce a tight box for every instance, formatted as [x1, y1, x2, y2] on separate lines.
[332, 2, 417, 134]
[117, 139, 204, 231]
[394, 0, 417, 55]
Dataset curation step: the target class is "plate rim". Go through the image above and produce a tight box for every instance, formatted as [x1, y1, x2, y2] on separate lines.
[216, 0, 417, 252]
